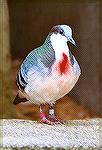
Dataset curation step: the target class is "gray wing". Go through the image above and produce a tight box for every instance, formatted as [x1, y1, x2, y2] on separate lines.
[16, 45, 55, 90]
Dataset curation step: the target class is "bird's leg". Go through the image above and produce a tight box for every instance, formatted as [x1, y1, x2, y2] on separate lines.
[39, 105, 52, 124]
[39, 104, 63, 124]
[39, 104, 46, 119]
[47, 104, 63, 124]
[48, 104, 56, 120]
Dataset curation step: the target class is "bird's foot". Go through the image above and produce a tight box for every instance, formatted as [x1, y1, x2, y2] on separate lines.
[39, 111, 54, 125]
[40, 112, 63, 125]
[40, 117, 54, 125]
[39, 105, 64, 125]
[47, 114, 64, 125]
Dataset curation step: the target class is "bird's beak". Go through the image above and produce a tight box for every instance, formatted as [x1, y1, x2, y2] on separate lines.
[67, 36, 76, 46]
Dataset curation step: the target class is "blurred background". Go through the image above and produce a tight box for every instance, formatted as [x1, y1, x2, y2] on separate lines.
[0, 0, 102, 120]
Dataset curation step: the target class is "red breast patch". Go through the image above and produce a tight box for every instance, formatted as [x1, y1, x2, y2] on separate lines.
[58, 52, 69, 75]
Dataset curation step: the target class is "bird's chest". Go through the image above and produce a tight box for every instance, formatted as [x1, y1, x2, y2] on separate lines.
[53, 52, 71, 76]
[25, 67, 77, 105]
[24, 55, 77, 105]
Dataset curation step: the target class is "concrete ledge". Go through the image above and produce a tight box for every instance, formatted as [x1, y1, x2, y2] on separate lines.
[0, 119, 102, 150]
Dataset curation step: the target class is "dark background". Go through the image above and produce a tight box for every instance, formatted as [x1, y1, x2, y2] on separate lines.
[7, 0, 102, 115]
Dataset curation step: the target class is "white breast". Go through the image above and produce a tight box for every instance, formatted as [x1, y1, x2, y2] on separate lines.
[50, 33, 70, 61]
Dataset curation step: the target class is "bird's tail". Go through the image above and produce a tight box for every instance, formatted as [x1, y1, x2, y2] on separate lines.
[13, 94, 28, 105]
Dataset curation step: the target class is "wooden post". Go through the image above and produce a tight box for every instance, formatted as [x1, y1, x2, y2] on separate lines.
[0, 0, 16, 118]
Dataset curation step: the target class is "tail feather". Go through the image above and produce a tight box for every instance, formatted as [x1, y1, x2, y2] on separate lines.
[13, 94, 28, 105]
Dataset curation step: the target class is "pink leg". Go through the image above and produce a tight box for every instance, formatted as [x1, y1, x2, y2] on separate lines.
[47, 105, 64, 124]
[39, 105, 64, 125]
[39, 105, 53, 124]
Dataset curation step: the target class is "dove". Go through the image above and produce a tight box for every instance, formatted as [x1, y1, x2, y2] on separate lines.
[13, 25, 81, 124]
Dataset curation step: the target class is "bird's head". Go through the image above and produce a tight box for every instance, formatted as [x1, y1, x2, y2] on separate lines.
[50, 24, 76, 46]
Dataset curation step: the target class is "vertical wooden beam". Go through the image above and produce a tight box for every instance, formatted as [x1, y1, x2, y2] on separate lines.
[0, 0, 16, 118]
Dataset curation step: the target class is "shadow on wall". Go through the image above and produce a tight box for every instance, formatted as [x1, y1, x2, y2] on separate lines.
[8, 0, 102, 114]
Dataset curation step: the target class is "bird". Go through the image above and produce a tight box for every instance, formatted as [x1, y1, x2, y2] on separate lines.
[13, 24, 81, 124]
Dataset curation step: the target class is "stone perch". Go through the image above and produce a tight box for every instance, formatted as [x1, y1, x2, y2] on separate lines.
[0, 119, 102, 150]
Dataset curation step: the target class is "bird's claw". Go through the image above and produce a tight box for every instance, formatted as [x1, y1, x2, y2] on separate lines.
[47, 115, 64, 125]
[40, 115, 64, 125]
[40, 117, 54, 125]
[39, 107, 64, 125]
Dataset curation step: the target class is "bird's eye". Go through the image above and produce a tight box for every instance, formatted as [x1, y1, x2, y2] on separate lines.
[59, 30, 64, 35]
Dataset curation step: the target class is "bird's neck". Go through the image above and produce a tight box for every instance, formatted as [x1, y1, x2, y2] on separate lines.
[42, 35, 52, 49]
[50, 33, 70, 61]
[42, 34, 72, 75]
